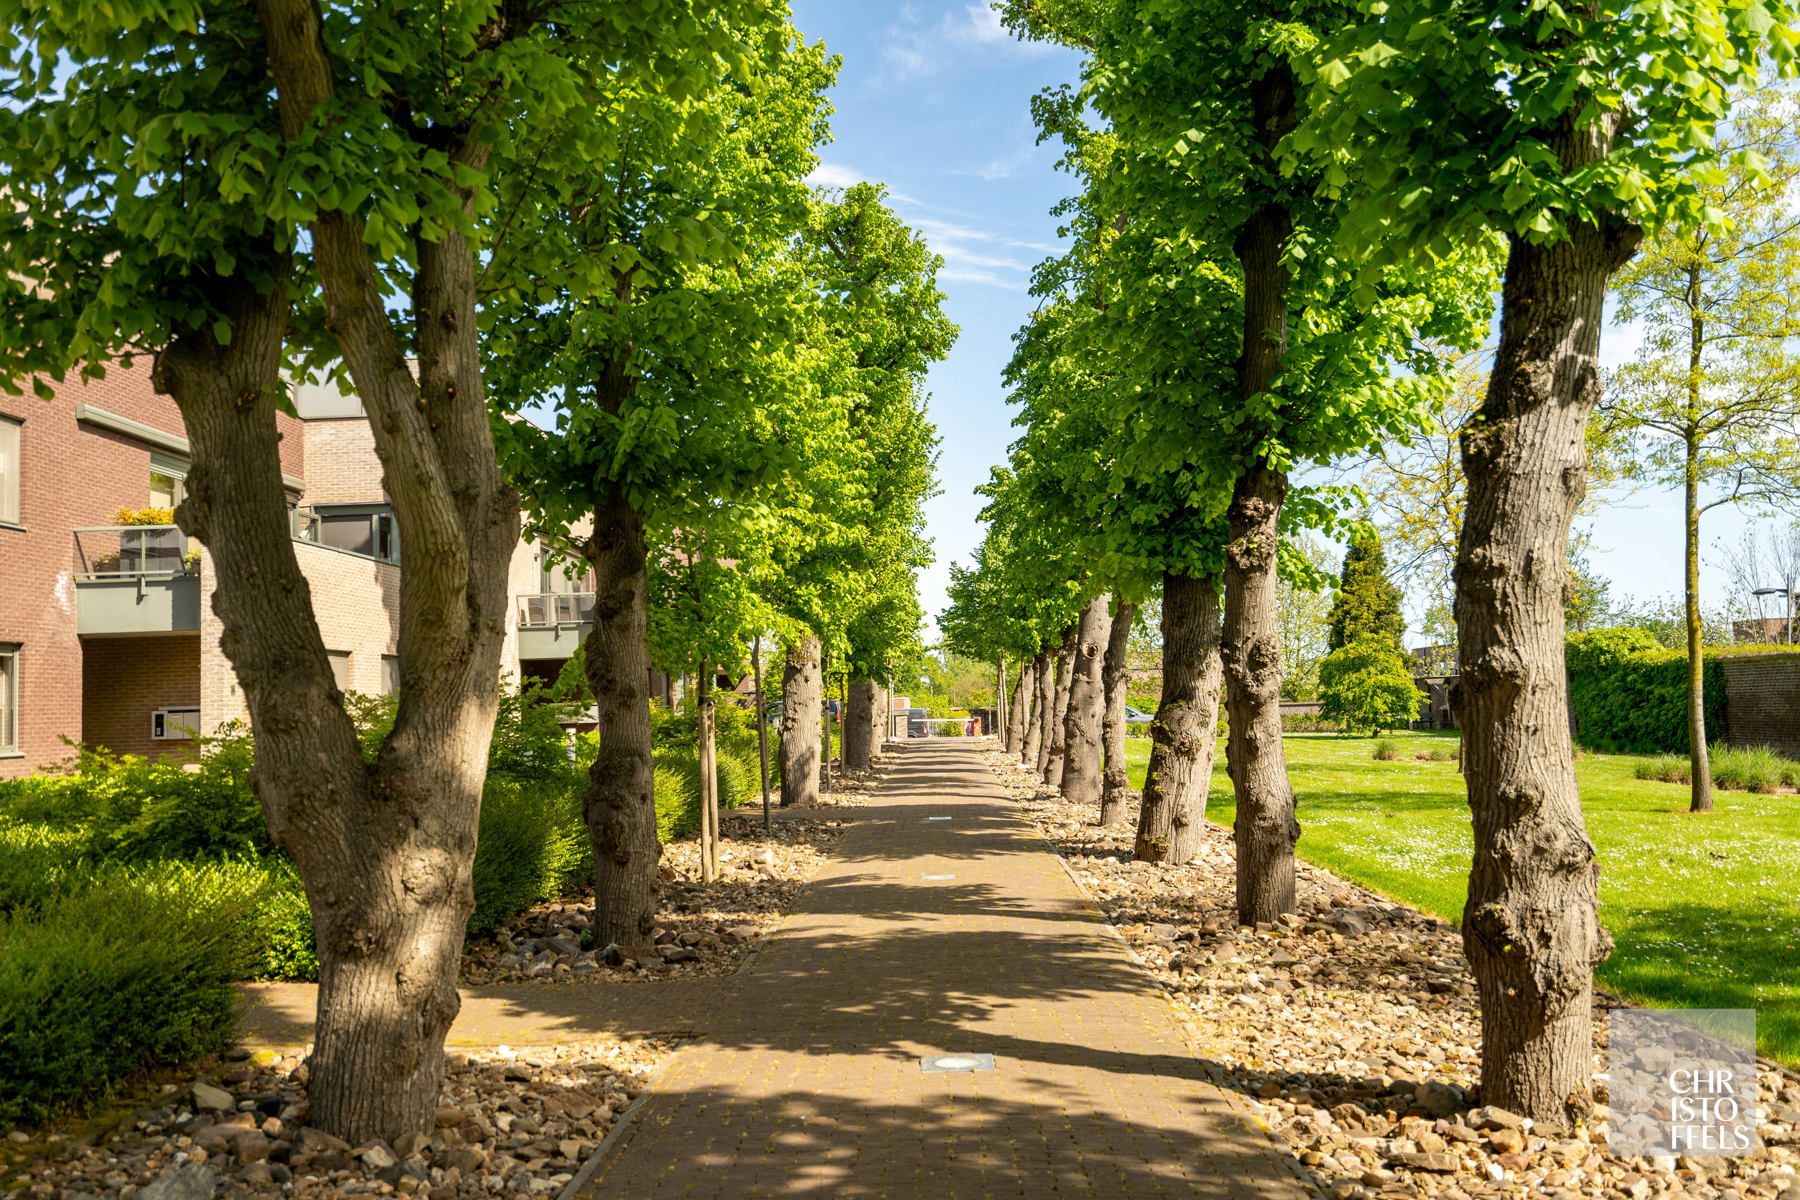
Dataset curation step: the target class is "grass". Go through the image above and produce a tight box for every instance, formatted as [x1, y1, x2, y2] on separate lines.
[1122, 730, 1800, 1066]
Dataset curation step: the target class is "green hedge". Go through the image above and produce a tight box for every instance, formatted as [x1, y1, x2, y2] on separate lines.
[0, 861, 257, 1127]
[1564, 629, 1799, 754]
[0, 692, 761, 1127]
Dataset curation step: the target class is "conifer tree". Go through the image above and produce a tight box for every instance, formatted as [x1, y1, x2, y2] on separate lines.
[1327, 527, 1406, 650]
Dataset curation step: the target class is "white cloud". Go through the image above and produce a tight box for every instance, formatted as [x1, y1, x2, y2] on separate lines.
[806, 162, 868, 190]
[806, 164, 1057, 291]
[879, 2, 1054, 83]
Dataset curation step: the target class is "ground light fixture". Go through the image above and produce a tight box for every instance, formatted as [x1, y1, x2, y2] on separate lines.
[920, 1054, 996, 1073]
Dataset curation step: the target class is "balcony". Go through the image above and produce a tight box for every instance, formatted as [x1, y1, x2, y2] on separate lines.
[72, 526, 201, 636]
[516, 592, 595, 660]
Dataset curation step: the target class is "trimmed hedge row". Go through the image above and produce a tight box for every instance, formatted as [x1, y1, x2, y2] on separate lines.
[1565, 629, 1799, 754]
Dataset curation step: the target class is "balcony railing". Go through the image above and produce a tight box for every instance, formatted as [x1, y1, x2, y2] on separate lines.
[73, 526, 197, 580]
[518, 592, 596, 628]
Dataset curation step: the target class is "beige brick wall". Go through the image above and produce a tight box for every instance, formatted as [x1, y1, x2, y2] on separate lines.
[299, 419, 386, 505]
[82, 634, 201, 762]
[199, 542, 400, 735]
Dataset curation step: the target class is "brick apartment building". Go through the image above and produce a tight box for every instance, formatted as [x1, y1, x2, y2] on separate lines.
[0, 361, 607, 779]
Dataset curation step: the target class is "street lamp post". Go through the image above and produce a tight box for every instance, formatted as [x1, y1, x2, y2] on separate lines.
[1752, 586, 1797, 646]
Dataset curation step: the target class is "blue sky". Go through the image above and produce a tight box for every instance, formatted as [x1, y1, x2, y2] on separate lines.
[790, 2, 1771, 641]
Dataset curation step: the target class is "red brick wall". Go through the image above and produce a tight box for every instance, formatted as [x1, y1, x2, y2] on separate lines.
[0, 362, 186, 776]
[81, 634, 202, 761]
[1720, 653, 1800, 758]
[0, 361, 305, 777]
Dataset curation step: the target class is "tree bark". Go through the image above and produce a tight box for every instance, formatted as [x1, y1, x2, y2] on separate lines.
[1224, 463, 1299, 923]
[844, 678, 876, 771]
[1224, 62, 1301, 927]
[1059, 594, 1113, 808]
[583, 489, 659, 953]
[1042, 625, 1077, 786]
[1684, 261, 1714, 814]
[239, 0, 524, 1142]
[1022, 652, 1049, 767]
[780, 635, 822, 807]
[1456, 107, 1633, 1120]
[1005, 661, 1030, 758]
[1136, 574, 1223, 863]
[698, 663, 718, 883]
[1099, 600, 1138, 826]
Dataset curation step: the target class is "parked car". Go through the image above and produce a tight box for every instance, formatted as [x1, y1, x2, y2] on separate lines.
[1123, 704, 1155, 727]
[906, 707, 932, 738]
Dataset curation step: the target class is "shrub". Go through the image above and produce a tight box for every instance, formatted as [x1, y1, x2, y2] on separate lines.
[467, 776, 588, 938]
[1372, 738, 1402, 761]
[0, 861, 254, 1128]
[653, 757, 701, 843]
[1320, 638, 1423, 736]
[0, 824, 91, 915]
[1633, 744, 1800, 793]
[1414, 746, 1458, 762]
[0, 736, 266, 864]
[1281, 711, 1340, 733]
[1710, 744, 1794, 795]
[1635, 754, 1691, 785]
[244, 862, 319, 981]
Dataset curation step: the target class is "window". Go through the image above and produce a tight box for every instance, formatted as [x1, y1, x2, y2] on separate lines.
[539, 546, 588, 594]
[0, 418, 19, 526]
[295, 504, 399, 564]
[328, 651, 351, 692]
[381, 655, 400, 697]
[148, 453, 187, 512]
[0, 645, 18, 755]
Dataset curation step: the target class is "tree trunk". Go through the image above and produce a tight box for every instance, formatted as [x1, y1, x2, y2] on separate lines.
[228, 0, 530, 1141]
[844, 678, 876, 771]
[1059, 595, 1113, 808]
[822, 662, 834, 795]
[1684, 262, 1714, 814]
[753, 637, 772, 833]
[1457, 163, 1634, 1120]
[1021, 652, 1048, 767]
[871, 682, 888, 754]
[163, 267, 483, 1146]
[780, 635, 822, 807]
[1042, 625, 1077, 786]
[583, 489, 659, 953]
[1223, 63, 1301, 927]
[1005, 660, 1030, 758]
[698, 664, 719, 883]
[1033, 649, 1056, 776]
[1099, 600, 1138, 826]
[1224, 463, 1299, 923]
[1136, 574, 1222, 863]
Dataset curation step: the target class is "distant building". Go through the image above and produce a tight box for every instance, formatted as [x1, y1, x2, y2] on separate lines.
[0, 363, 659, 779]
[1733, 616, 1794, 645]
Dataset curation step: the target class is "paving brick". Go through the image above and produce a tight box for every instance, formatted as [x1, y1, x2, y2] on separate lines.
[575, 741, 1305, 1200]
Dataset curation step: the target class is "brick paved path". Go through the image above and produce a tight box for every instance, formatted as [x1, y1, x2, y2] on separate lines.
[573, 740, 1307, 1200]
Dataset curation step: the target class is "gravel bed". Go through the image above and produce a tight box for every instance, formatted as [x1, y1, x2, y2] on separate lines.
[2, 1039, 672, 1199]
[462, 762, 878, 985]
[985, 749, 1800, 1200]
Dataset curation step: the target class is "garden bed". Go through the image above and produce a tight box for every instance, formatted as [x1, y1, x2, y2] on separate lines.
[987, 749, 1800, 1200]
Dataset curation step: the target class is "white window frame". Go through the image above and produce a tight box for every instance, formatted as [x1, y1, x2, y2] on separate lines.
[0, 417, 20, 528]
[0, 643, 19, 756]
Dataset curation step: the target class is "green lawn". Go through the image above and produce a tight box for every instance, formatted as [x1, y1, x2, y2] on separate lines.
[1122, 731, 1800, 1065]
